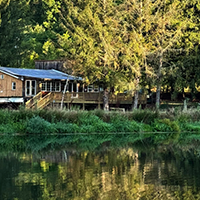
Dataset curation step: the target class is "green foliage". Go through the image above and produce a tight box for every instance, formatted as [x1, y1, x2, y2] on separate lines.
[0, 124, 15, 134]
[176, 113, 192, 123]
[76, 113, 115, 133]
[131, 109, 159, 124]
[181, 122, 200, 132]
[153, 118, 180, 133]
[53, 121, 79, 133]
[26, 116, 56, 134]
[0, 109, 12, 124]
[110, 114, 141, 132]
[77, 113, 100, 126]
[92, 109, 105, 120]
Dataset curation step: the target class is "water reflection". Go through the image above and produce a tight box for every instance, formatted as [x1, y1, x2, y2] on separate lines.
[1, 137, 200, 199]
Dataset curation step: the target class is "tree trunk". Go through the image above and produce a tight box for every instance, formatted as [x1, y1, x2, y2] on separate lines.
[156, 84, 161, 109]
[103, 89, 109, 111]
[133, 77, 140, 110]
[156, 52, 163, 109]
[133, 90, 139, 109]
[61, 80, 69, 109]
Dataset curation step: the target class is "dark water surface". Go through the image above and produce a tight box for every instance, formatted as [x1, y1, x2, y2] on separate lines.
[1, 135, 200, 200]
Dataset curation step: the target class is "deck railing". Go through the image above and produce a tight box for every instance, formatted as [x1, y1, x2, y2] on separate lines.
[52, 92, 134, 103]
[26, 91, 147, 109]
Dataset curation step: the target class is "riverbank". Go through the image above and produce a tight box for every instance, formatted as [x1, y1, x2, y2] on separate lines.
[1, 107, 200, 136]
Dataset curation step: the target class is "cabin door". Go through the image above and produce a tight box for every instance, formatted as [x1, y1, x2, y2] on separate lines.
[25, 80, 36, 96]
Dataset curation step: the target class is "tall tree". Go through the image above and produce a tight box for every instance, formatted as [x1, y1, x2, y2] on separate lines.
[44, 0, 146, 109]
[133, 0, 189, 109]
[0, 0, 67, 68]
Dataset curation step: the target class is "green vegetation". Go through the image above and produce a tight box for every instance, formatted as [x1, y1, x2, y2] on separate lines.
[0, 108, 200, 148]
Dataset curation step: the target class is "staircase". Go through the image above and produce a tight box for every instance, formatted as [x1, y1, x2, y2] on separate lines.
[26, 92, 54, 109]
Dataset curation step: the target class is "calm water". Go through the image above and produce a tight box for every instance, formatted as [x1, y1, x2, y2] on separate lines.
[1, 136, 200, 200]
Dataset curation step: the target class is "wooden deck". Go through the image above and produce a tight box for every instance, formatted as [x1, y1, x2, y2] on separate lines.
[26, 92, 147, 109]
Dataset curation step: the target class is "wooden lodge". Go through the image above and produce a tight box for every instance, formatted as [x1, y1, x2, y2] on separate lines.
[0, 64, 147, 110]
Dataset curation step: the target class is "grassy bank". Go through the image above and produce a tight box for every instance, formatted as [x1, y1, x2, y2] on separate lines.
[0, 107, 200, 151]
[1, 107, 200, 135]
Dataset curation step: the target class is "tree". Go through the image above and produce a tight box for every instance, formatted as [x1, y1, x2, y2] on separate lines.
[126, 0, 189, 109]
[43, 0, 146, 110]
[0, 0, 68, 68]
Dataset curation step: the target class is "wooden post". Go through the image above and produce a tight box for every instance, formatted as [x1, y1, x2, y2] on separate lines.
[83, 91, 85, 110]
[98, 92, 101, 109]
[61, 79, 69, 109]
[82, 84, 85, 110]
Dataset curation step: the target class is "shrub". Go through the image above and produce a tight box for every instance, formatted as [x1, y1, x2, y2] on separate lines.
[77, 113, 101, 126]
[53, 121, 79, 133]
[153, 118, 180, 133]
[11, 108, 34, 122]
[77, 113, 115, 133]
[110, 115, 141, 132]
[182, 121, 200, 132]
[0, 109, 12, 124]
[0, 124, 16, 134]
[80, 125, 96, 133]
[92, 121, 115, 133]
[26, 116, 56, 134]
[131, 109, 159, 124]
[92, 109, 105, 120]
[12, 121, 27, 134]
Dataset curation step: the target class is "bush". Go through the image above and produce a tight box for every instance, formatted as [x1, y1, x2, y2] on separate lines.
[92, 121, 115, 133]
[77, 113, 115, 133]
[26, 116, 56, 134]
[77, 113, 101, 126]
[131, 109, 159, 124]
[153, 118, 180, 133]
[0, 124, 16, 134]
[110, 115, 141, 132]
[92, 109, 105, 120]
[181, 121, 200, 132]
[53, 121, 79, 133]
[0, 109, 12, 124]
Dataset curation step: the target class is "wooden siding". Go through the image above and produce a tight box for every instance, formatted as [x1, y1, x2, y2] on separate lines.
[0, 72, 22, 97]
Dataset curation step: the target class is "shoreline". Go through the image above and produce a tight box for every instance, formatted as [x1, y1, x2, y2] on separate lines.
[0, 108, 200, 135]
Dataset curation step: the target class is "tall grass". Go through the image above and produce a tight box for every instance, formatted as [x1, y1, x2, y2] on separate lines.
[1, 108, 200, 135]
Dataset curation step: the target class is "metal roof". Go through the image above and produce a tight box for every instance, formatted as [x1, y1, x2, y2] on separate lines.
[0, 67, 82, 81]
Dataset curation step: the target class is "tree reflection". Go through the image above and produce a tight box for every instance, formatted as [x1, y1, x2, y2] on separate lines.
[0, 138, 200, 199]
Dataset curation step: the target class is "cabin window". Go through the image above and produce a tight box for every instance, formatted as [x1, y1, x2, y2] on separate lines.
[31, 81, 36, 95]
[12, 82, 16, 90]
[87, 84, 93, 92]
[0, 75, 4, 79]
[25, 80, 36, 96]
[94, 85, 99, 92]
[47, 82, 51, 91]
[55, 82, 61, 92]
[41, 81, 61, 92]
[52, 82, 55, 91]
[41, 82, 46, 91]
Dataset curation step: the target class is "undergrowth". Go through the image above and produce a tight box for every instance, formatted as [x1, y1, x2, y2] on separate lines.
[0, 108, 200, 136]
